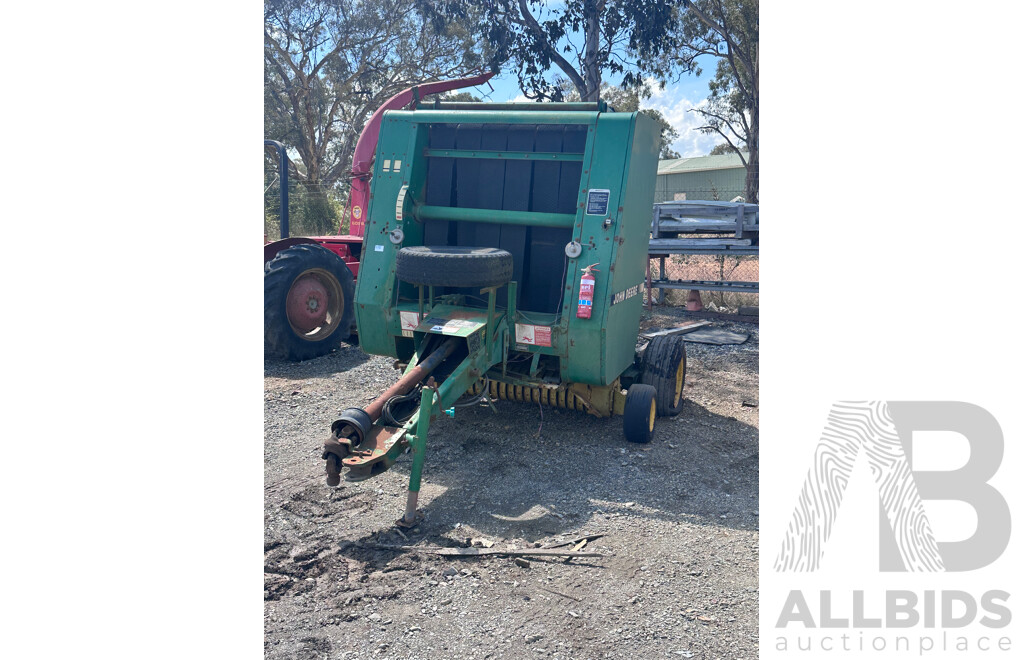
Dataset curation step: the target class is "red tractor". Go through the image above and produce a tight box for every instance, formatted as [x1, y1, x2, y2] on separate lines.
[263, 73, 494, 360]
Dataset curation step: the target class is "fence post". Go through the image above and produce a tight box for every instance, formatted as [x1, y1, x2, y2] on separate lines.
[265, 140, 289, 239]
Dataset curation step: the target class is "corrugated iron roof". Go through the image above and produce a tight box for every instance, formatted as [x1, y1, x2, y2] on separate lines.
[658, 152, 746, 175]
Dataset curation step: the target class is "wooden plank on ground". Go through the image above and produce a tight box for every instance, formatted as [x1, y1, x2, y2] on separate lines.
[353, 543, 607, 558]
[640, 320, 711, 340]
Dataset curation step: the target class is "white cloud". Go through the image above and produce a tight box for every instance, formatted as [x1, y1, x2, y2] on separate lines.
[639, 80, 725, 158]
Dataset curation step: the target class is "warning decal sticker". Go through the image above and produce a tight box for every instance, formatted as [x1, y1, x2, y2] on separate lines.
[399, 311, 420, 337]
[514, 323, 552, 347]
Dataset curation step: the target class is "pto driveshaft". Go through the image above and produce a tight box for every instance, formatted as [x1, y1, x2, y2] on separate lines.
[323, 338, 457, 485]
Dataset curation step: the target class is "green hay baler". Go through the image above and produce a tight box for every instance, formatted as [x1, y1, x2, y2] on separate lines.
[322, 102, 688, 524]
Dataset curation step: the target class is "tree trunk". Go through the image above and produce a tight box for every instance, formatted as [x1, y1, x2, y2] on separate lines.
[581, 2, 601, 102]
[745, 106, 758, 204]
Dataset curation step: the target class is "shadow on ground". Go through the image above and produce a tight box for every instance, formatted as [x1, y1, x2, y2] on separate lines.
[332, 398, 758, 568]
[263, 340, 370, 379]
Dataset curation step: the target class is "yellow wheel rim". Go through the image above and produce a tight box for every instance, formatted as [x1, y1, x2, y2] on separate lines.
[673, 357, 684, 406]
[648, 399, 656, 432]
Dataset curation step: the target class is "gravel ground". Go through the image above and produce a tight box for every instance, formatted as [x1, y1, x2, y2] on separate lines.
[265, 306, 759, 659]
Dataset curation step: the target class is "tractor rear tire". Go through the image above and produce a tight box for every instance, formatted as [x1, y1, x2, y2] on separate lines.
[265, 244, 355, 361]
[623, 384, 658, 444]
[640, 335, 687, 416]
[396, 246, 513, 288]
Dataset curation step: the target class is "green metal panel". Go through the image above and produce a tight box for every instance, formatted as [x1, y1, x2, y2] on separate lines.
[424, 148, 584, 162]
[354, 116, 426, 358]
[604, 115, 660, 376]
[558, 112, 632, 384]
[413, 204, 575, 229]
[354, 107, 660, 387]
[562, 113, 659, 384]
[388, 109, 596, 125]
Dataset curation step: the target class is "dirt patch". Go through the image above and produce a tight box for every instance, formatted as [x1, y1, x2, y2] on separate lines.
[265, 306, 758, 658]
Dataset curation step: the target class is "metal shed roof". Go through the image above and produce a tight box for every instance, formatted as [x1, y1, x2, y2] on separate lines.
[657, 152, 746, 175]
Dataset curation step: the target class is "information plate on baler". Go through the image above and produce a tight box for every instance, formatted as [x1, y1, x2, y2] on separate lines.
[416, 314, 486, 337]
[585, 189, 611, 215]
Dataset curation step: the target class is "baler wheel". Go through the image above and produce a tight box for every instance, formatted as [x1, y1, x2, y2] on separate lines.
[396, 246, 513, 288]
[623, 384, 658, 444]
[265, 244, 355, 361]
[640, 335, 687, 416]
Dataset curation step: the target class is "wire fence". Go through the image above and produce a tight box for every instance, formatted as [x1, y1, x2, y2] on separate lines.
[648, 182, 760, 313]
[647, 182, 759, 312]
[654, 186, 748, 204]
[646, 254, 759, 312]
[264, 173, 349, 241]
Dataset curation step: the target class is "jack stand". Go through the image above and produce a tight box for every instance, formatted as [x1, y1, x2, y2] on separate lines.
[398, 380, 437, 527]
[397, 491, 423, 528]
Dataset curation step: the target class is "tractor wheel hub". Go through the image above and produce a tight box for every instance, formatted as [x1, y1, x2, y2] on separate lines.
[287, 275, 329, 332]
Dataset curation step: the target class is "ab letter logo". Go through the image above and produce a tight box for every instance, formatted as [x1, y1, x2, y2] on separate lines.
[774, 401, 1010, 572]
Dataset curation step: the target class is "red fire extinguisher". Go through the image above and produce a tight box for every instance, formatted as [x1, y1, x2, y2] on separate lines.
[576, 263, 599, 319]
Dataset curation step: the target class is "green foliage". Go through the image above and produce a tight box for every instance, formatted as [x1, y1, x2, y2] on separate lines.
[596, 86, 682, 159]
[708, 143, 747, 156]
[265, 0, 484, 192]
[294, 189, 342, 235]
[420, 90, 483, 104]
[264, 167, 347, 240]
[419, 1, 680, 102]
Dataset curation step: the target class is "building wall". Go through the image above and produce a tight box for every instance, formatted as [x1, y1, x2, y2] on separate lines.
[654, 167, 747, 203]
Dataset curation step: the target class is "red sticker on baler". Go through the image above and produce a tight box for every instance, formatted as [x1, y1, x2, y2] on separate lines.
[515, 323, 552, 347]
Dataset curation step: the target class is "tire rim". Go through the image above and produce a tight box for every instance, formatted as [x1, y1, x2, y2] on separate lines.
[285, 268, 343, 341]
[673, 357, 685, 406]
[648, 399, 656, 432]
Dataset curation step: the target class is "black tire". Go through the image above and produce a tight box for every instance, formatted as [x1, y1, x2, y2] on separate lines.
[623, 384, 658, 444]
[640, 335, 687, 416]
[396, 246, 513, 288]
[265, 244, 355, 361]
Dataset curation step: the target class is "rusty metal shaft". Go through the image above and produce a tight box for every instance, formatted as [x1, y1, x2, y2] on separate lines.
[322, 436, 352, 486]
[364, 339, 457, 422]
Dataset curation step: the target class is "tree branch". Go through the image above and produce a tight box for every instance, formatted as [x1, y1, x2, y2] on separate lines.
[683, 0, 754, 77]
[516, 0, 588, 95]
[696, 123, 748, 168]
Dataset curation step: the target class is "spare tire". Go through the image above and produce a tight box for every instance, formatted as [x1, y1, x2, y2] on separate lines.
[396, 246, 513, 288]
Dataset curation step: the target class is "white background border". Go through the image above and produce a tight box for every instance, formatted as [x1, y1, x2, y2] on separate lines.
[3, 1, 1022, 657]
[761, 1, 1022, 657]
